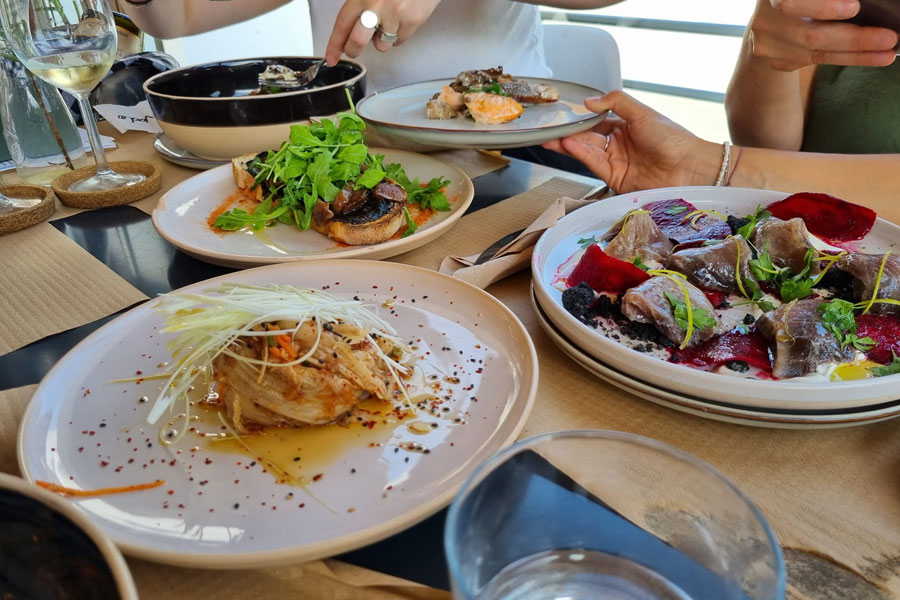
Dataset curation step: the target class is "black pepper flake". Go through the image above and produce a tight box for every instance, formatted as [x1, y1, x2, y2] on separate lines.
[199, 480, 209, 485]
[99, 423, 107, 428]
[293, 456, 300, 462]
[351, 468, 356, 474]
[250, 461, 257, 466]
[234, 503, 240, 509]
[404, 457, 409, 463]
[147, 442, 153, 448]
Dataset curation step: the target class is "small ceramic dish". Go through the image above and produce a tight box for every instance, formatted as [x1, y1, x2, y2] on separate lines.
[0, 473, 138, 599]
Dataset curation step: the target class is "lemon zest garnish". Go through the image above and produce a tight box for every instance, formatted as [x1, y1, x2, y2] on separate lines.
[860, 251, 891, 315]
[648, 269, 694, 349]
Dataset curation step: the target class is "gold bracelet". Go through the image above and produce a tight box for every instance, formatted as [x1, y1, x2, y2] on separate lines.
[714, 141, 732, 187]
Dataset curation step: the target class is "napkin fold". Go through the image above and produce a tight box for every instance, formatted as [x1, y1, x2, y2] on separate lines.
[440, 190, 608, 289]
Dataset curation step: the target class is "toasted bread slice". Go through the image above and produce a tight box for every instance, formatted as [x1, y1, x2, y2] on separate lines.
[310, 198, 405, 245]
[232, 153, 264, 201]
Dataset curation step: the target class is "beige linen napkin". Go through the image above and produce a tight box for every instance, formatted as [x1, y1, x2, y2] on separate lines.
[0, 222, 148, 355]
[439, 194, 602, 288]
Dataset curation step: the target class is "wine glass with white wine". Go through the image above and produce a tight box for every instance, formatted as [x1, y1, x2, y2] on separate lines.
[0, 0, 145, 192]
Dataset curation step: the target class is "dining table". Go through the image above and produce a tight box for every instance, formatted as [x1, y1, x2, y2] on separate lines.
[1, 123, 899, 600]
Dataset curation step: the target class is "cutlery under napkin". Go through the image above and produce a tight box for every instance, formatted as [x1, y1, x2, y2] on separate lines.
[439, 183, 610, 289]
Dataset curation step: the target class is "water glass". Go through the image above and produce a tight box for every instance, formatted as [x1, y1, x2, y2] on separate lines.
[445, 430, 785, 600]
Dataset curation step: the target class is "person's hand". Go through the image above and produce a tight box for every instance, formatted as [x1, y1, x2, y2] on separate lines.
[542, 91, 722, 194]
[748, 0, 898, 70]
[325, 0, 441, 65]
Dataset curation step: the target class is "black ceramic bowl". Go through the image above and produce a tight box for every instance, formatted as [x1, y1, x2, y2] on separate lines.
[143, 56, 367, 160]
[0, 473, 137, 599]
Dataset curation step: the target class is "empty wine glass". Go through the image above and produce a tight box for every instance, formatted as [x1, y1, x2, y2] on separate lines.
[0, 0, 144, 192]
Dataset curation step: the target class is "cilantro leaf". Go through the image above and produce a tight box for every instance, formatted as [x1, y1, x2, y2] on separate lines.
[871, 352, 900, 377]
[577, 236, 598, 249]
[780, 278, 815, 303]
[737, 205, 772, 240]
[631, 256, 650, 271]
[663, 291, 718, 332]
[817, 298, 867, 350]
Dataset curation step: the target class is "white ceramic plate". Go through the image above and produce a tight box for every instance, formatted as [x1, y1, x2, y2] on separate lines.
[153, 133, 228, 170]
[18, 260, 538, 568]
[152, 148, 474, 268]
[357, 78, 608, 149]
[532, 186, 900, 412]
[531, 288, 900, 429]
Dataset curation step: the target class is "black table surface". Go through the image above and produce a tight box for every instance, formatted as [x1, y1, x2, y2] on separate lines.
[0, 155, 599, 590]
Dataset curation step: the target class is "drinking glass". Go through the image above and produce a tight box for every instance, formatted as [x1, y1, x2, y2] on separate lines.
[0, 0, 145, 192]
[445, 430, 786, 600]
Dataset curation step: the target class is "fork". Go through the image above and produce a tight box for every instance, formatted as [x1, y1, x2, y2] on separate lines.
[257, 59, 327, 90]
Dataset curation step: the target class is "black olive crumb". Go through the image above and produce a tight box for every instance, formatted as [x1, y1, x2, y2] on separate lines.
[727, 215, 750, 236]
[561, 282, 595, 319]
[742, 313, 756, 325]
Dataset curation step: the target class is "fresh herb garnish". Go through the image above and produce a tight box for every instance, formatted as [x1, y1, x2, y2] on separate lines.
[664, 291, 718, 333]
[401, 206, 418, 237]
[577, 235, 598, 249]
[631, 256, 651, 271]
[817, 298, 876, 351]
[737, 205, 772, 240]
[466, 82, 507, 96]
[664, 205, 689, 215]
[870, 352, 900, 377]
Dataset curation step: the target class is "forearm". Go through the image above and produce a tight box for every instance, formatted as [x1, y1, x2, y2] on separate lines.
[725, 33, 810, 151]
[730, 149, 900, 224]
[515, 0, 624, 9]
[121, 0, 291, 39]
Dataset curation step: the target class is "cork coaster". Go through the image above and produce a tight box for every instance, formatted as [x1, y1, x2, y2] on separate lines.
[0, 185, 56, 235]
[51, 160, 162, 208]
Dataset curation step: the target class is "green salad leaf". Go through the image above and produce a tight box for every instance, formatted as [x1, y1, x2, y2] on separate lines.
[214, 102, 451, 234]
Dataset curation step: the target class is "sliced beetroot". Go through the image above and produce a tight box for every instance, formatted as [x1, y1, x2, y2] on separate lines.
[669, 329, 772, 373]
[643, 198, 732, 244]
[856, 314, 900, 364]
[766, 192, 876, 243]
[566, 243, 650, 294]
[703, 290, 728, 309]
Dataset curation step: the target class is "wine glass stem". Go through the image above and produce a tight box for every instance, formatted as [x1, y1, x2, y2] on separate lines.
[75, 94, 112, 175]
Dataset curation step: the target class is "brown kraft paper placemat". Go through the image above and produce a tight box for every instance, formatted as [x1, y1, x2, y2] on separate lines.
[490, 271, 900, 598]
[0, 222, 148, 355]
[390, 182, 900, 596]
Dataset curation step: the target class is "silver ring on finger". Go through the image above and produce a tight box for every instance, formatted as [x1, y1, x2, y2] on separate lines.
[378, 28, 399, 43]
[360, 9, 379, 29]
[603, 135, 610, 152]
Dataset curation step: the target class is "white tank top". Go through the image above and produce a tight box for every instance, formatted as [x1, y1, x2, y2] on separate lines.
[309, 0, 550, 92]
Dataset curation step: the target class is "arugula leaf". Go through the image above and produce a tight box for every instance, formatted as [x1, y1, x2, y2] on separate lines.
[737, 205, 772, 240]
[213, 203, 291, 231]
[871, 352, 900, 377]
[664, 205, 689, 215]
[401, 206, 418, 237]
[355, 166, 387, 189]
[577, 236, 598, 249]
[663, 291, 718, 332]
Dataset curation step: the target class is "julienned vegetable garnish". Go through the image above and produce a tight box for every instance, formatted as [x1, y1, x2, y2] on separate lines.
[214, 97, 451, 234]
[147, 283, 411, 443]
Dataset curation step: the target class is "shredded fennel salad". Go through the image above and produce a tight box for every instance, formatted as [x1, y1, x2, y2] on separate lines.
[143, 283, 413, 443]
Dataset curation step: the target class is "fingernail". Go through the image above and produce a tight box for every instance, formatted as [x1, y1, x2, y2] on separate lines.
[837, 0, 860, 18]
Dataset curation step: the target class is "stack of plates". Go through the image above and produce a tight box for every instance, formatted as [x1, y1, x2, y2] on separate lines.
[531, 186, 900, 429]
